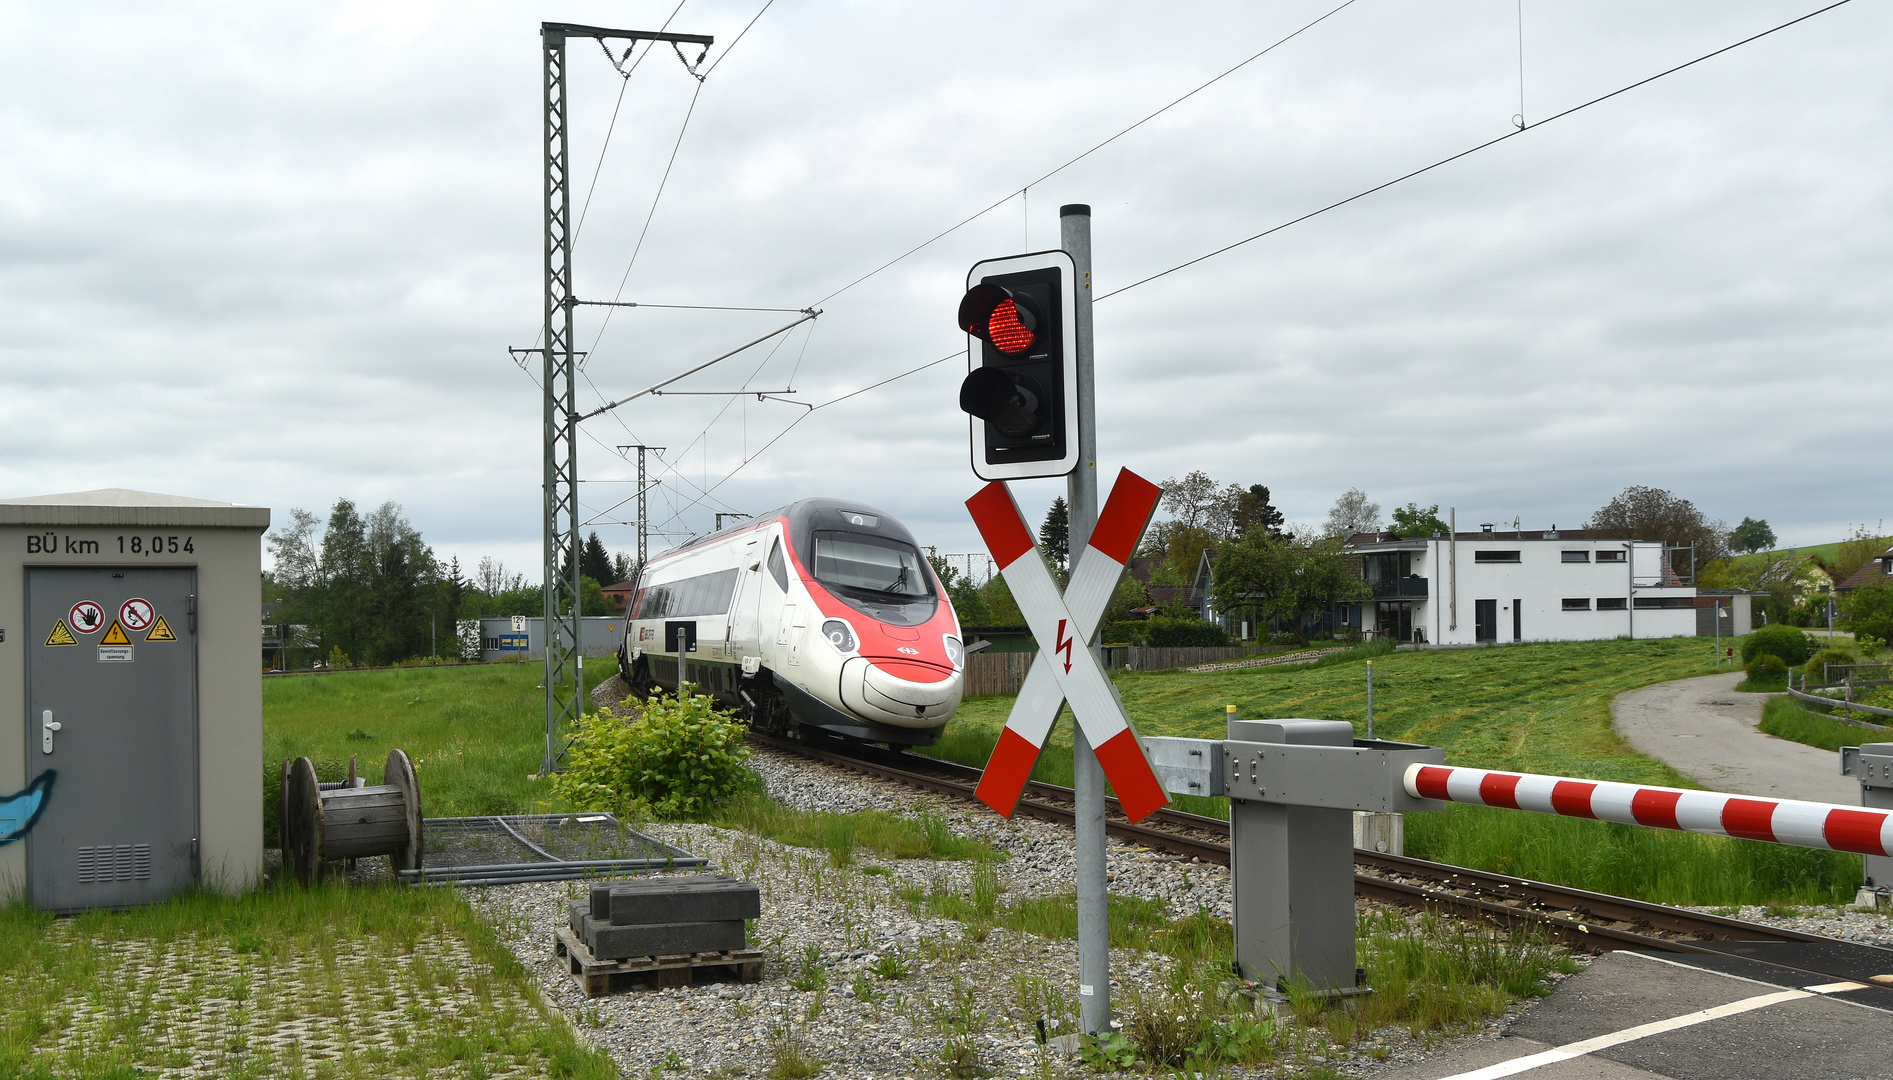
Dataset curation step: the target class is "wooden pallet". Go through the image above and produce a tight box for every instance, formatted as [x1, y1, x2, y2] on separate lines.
[555, 925, 764, 997]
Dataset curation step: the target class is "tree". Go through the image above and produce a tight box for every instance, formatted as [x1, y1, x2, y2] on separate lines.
[1389, 502, 1450, 539]
[1833, 522, 1891, 582]
[581, 532, 614, 586]
[979, 574, 1024, 626]
[1039, 497, 1070, 569]
[1324, 488, 1381, 538]
[611, 551, 637, 584]
[1730, 517, 1777, 555]
[1842, 581, 1893, 649]
[928, 548, 993, 627]
[1586, 485, 1730, 576]
[1233, 484, 1285, 540]
[1210, 530, 1368, 643]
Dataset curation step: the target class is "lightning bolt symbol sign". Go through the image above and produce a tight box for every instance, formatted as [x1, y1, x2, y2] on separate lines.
[1056, 618, 1074, 673]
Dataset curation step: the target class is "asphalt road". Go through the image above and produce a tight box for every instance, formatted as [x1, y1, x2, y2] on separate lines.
[1610, 672, 1855, 805]
[1375, 950, 1893, 1080]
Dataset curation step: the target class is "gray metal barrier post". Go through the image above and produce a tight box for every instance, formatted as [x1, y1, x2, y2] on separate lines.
[1143, 724, 1442, 995]
[1842, 742, 1893, 906]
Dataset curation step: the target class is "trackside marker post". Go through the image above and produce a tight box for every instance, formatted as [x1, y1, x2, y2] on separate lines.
[965, 474, 1169, 823]
[1406, 764, 1893, 855]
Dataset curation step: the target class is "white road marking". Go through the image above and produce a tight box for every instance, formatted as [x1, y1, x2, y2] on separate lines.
[1432, 966, 1873, 1080]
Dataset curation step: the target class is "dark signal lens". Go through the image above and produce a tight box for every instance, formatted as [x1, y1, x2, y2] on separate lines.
[987, 299, 1036, 353]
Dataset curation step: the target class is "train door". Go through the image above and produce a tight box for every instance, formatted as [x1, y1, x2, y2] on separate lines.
[730, 540, 762, 657]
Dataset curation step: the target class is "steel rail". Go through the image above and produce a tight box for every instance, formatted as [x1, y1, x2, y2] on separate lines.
[749, 733, 1851, 953]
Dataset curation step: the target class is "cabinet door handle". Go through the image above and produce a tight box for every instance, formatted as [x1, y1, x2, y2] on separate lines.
[42, 710, 61, 754]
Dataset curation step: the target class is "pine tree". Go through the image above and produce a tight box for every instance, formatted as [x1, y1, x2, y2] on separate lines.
[581, 531, 613, 586]
[1039, 497, 1070, 569]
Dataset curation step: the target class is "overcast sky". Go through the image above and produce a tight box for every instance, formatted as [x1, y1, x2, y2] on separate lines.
[3, 0, 1887, 581]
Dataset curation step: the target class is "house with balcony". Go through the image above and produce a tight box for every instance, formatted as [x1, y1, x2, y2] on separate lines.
[1340, 526, 1702, 645]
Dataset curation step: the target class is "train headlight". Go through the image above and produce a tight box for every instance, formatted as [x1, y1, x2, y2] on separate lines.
[822, 620, 857, 653]
[943, 635, 963, 668]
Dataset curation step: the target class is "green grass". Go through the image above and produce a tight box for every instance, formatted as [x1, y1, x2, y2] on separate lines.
[0, 883, 617, 1078]
[1759, 695, 1890, 752]
[931, 638, 1863, 904]
[262, 656, 619, 820]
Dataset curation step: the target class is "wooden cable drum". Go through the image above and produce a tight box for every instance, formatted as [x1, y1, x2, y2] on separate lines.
[280, 748, 424, 885]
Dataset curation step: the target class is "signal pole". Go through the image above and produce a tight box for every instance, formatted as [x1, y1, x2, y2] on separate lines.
[538, 23, 709, 775]
[1060, 203, 1109, 1035]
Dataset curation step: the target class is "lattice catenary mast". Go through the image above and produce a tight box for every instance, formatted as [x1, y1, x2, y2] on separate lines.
[536, 22, 711, 775]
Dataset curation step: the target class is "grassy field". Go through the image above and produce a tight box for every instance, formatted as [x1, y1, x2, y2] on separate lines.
[262, 656, 620, 820]
[930, 638, 1863, 905]
[0, 883, 617, 1078]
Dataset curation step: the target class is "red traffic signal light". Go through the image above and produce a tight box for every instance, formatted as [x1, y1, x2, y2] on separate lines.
[956, 250, 1078, 481]
[958, 284, 1042, 355]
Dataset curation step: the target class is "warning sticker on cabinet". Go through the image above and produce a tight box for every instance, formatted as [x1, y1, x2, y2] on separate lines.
[44, 620, 78, 647]
[100, 621, 131, 646]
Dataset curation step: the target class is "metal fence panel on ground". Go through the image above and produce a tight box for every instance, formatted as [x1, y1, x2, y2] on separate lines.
[402, 813, 705, 886]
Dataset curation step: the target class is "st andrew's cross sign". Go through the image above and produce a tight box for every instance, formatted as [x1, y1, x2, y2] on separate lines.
[964, 469, 1169, 822]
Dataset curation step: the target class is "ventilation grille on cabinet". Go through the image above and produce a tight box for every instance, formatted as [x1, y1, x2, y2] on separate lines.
[77, 844, 151, 883]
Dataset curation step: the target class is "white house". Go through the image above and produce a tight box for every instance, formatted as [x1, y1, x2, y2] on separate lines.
[1339, 527, 1702, 645]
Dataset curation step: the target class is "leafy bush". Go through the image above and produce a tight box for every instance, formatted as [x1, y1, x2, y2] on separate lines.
[552, 691, 753, 819]
[1740, 624, 1812, 667]
[1742, 653, 1788, 689]
[1142, 617, 1232, 648]
[1803, 646, 1859, 684]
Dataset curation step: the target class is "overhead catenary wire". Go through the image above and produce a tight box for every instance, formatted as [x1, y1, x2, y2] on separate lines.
[577, 309, 821, 422]
[1096, 0, 1856, 302]
[806, 0, 1362, 308]
[563, 2, 1853, 547]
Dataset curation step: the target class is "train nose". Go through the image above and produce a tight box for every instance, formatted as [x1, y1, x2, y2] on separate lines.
[840, 658, 963, 729]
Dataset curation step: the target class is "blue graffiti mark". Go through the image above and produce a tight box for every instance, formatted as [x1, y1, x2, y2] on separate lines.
[0, 771, 55, 846]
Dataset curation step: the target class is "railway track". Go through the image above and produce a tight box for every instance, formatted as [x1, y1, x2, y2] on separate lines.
[750, 732, 1871, 958]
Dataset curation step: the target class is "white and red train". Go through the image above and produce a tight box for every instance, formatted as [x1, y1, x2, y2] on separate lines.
[617, 498, 965, 745]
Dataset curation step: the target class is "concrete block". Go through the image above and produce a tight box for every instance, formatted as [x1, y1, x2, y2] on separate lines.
[589, 874, 761, 925]
[1353, 811, 1404, 855]
[579, 914, 747, 960]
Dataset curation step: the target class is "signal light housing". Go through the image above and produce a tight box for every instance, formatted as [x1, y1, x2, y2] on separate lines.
[956, 250, 1078, 481]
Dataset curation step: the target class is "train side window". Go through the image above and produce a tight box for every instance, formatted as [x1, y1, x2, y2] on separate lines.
[767, 538, 789, 591]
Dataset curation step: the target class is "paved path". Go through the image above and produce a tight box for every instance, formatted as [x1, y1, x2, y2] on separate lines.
[1610, 672, 1855, 805]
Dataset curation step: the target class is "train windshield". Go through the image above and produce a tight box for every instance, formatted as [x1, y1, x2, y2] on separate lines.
[812, 533, 934, 600]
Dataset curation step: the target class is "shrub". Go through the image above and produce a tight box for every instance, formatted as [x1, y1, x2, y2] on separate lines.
[1740, 624, 1812, 667]
[552, 691, 753, 819]
[1744, 653, 1788, 686]
[1142, 617, 1232, 648]
[1802, 647, 1859, 685]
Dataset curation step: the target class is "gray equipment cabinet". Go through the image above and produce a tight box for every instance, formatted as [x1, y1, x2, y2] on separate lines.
[0, 489, 269, 910]
[1143, 721, 1443, 994]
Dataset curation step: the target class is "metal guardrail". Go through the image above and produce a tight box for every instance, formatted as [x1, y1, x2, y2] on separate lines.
[1786, 684, 1893, 726]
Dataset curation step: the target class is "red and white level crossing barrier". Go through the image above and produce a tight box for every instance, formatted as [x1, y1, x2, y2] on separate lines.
[1405, 764, 1893, 857]
[967, 469, 1168, 822]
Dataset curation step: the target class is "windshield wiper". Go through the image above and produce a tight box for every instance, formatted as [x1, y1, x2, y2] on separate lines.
[886, 566, 910, 594]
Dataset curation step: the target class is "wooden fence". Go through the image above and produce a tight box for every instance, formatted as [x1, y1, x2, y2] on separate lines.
[963, 644, 1282, 695]
[963, 651, 1035, 697]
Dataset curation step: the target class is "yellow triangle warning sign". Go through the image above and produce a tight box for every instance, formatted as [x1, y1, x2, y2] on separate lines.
[100, 620, 131, 646]
[145, 614, 177, 642]
[44, 620, 78, 646]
